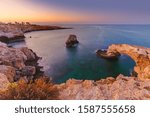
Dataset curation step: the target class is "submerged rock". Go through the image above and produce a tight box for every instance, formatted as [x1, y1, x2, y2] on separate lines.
[66, 34, 79, 47]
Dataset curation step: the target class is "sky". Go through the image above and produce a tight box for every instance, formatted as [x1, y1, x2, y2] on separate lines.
[0, 0, 150, 24]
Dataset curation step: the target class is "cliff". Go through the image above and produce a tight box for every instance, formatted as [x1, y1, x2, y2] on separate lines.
[0, 42, 40, 90]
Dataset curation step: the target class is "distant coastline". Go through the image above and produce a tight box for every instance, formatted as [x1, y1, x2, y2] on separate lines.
[0, 22, 71, 43]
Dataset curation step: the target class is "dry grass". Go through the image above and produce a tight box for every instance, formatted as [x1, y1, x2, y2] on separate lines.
[0, 78, 59, 100]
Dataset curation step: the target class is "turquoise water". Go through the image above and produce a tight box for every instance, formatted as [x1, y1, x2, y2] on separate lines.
[10, 25, 150, 83]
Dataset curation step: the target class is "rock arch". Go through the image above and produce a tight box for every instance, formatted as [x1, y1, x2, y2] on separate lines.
[107, 44, 150, 80]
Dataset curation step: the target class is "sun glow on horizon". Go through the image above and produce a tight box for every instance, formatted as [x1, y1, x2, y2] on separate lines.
[0, 0, 149, 24]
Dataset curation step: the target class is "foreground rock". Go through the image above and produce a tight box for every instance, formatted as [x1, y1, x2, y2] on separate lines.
[0, 22, 69, 43]
[66, 35, 79, 47]
[58, 75, 150, 100]
[0, 73, 10, 90]
[0, 42, 41, 89]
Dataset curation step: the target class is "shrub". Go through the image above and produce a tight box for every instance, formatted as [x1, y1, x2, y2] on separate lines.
[0, 77, 59, 100]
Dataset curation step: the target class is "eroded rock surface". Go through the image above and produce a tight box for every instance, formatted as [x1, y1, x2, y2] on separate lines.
[106, 44, 150, 80]
[0, 73, 10, 90]
[0, 42, 40, 87]
[58, 75, 150, 100]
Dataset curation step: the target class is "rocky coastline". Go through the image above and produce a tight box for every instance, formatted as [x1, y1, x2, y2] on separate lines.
[0, 22, 70, 43]
[57, 44, 150, 100]
[0, 42, 42, 89]
[0, 23, 150, 99]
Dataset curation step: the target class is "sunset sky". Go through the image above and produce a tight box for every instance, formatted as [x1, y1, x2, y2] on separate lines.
[0, 0, 150, 24]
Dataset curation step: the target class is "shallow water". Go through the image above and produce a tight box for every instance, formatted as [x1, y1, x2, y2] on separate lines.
[10, 25, 150, 83]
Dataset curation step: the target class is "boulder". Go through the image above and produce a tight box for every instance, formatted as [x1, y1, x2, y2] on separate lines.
[0, 73, 10, 90]
[0, 65, 16, 82]
[20, 47, 36, 61]
[0, 45, 27, 69]
[66, 35, 79, 47]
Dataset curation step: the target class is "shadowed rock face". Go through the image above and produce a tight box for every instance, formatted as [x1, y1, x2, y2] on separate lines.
[66, 35, 79, 47]
[0, 42, 41, 88]
[107, 44, 150, 80]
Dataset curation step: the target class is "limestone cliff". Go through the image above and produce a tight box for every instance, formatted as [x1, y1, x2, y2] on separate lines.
[107, 44, 150, 80]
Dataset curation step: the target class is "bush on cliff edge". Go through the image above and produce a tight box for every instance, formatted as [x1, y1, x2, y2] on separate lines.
[0, 78, 59, 100]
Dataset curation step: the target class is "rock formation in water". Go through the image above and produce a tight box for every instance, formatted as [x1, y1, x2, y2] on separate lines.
[66, 34, 79, 47]
[57, 44, 150, 100]
[0, 40, 150, 99]
[0, 22, 69, 43]
[106, 44, 150, 80]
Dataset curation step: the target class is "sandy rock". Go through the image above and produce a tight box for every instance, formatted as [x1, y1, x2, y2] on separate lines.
[106, 44, 150, 79]
[58, 76, 150, 100]
[0, 46, 27, 69]
[0, 73, 10, 90]
[0, 65, 16, 82]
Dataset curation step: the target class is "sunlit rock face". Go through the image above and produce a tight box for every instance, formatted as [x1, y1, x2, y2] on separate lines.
[107, 44, 150, 80]
[58, 75, 150, 100]
[0, 73, 10, 90]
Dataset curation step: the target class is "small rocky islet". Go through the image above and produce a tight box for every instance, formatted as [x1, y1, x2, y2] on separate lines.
[0, 22, 150, 100]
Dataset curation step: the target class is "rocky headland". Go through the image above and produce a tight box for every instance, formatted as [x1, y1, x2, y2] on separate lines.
[0, 22, 69, 43]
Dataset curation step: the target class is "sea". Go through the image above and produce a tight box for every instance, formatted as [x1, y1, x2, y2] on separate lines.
[9, 24, 150, 83]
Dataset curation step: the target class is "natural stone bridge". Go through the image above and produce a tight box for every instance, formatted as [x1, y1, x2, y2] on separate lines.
[107, 44, 150, 80]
